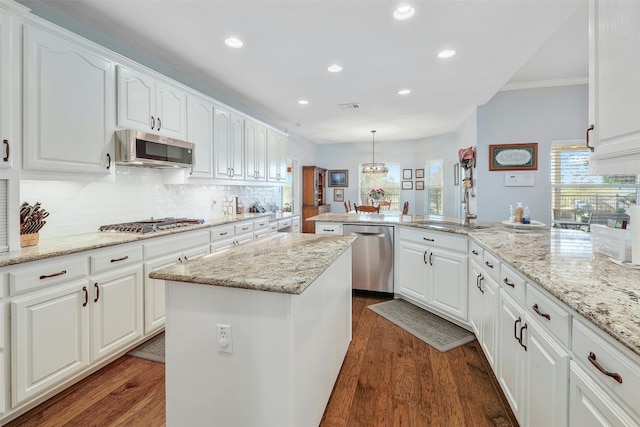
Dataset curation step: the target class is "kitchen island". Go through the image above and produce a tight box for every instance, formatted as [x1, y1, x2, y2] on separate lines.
[149, 233, 356, 427]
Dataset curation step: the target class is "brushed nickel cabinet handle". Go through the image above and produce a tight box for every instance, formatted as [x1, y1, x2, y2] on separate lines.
[3, 139, 9, 162]
[586, 124, 595, 152]
[588, 352, 622, 384]
[532, 303, 551, 320]
[503, 278, 515, 288]
[39, 270, 67, 280]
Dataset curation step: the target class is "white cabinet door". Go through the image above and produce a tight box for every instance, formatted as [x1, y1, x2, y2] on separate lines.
[143, 254, 176, 334]
[397, 240, 427, 302]
[229, 112, 245, 180]
[525, 317, 569, 427]
[480, 273, 500, 373]
[588, 0, 640, 174]
[11, 281, 90, 406]
[267, 130, 287, 182]
[468, 260, 484, 337]
[23, 24, 114, 176]
[569, 362, 637, 427]
[186, 94, 214, 179]
[429, 248, 467, 321]
[245, 119, 267, 181]
[497, 292, 527, 424]
[117, 66, 186, 139]
[90, 266, 143, 362]
[213, 107, 232, 179]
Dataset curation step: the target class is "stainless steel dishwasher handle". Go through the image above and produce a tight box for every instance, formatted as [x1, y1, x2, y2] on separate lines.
[350, 232, 386, 237]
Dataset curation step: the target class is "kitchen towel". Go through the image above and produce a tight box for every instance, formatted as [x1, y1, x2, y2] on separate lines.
[632, 206, 640, 265]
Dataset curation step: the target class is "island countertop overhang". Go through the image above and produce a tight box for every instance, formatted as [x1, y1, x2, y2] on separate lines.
[150, 233, 357, 295]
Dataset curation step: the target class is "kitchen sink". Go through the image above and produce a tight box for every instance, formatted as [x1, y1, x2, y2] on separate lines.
[411, 220, 493, 230]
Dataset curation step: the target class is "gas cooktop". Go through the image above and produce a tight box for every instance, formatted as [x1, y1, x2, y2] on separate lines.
[99, 217, 205, 234]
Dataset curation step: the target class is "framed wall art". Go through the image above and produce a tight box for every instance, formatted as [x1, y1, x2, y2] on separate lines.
[489, 143, 538, 171]
[328, 170, 349, 187]
[333, 188, 344, 202]
[403, 169, 412, 179]
[402, 181, 413, 190]
[415, 181, 424, 190]
[415, 169, 424, 179]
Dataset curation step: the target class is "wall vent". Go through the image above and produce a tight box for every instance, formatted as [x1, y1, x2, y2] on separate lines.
[338, 102, 360, 110]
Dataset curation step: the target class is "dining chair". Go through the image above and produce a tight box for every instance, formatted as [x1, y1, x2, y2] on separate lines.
[378, 200, 391, 210]
[355, 204, 380, 213]
[402, 201, 409, 215]
[344, 201, 350, 213]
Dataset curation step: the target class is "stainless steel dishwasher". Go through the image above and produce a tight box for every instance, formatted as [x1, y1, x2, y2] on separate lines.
[343, 224, 394, 293]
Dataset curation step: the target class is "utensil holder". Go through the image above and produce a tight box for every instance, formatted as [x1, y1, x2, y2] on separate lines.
[20, 233, 39, 247]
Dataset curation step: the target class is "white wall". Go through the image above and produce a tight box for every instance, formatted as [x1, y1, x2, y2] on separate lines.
[476, 84, 588, 224]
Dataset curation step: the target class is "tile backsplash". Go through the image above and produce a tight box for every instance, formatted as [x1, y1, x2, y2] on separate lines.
[21, 168, 282, 238]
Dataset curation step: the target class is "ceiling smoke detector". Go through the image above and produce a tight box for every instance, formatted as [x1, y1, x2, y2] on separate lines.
[338, 102, 360, 110]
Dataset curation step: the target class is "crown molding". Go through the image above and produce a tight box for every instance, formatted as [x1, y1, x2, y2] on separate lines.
[500, 76, 588, 92]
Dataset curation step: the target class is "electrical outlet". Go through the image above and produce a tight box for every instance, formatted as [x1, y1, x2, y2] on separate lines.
[216, 324, 232, 354]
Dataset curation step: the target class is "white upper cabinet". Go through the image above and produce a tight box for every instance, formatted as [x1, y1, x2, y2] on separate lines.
[588, 0, 640, 174]
[213, 106, 244, 180]
[186, 93, 214, 179]
[23, 23, 115, 177]
[267, 130, 287, 182]
[117, 65, 187, 139]
[245, 119, 267, 181]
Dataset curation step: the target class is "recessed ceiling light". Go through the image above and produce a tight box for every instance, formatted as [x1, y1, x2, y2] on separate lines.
[224, 37, 243, 48]
[393, 4, 415, 21]
[438, 49, 456, 59]
[297, 99, 309, 105]
[328, 64, 343, 73]
[398, 89, 411, 95]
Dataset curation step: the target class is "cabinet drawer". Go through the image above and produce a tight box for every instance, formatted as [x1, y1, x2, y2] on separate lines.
[9, 256, 88, 296]
[400, 227, 468, 253]
[234, 222, 254, 235]
[277, 219, 292, 230]
[469, 240, 483, 263]
[253, 218, 270, 230]
[482, 250, 500, 282]
[526, 285, 570, 347]
[572, 318, 640, 415]
[315, 222, 342, 235]
[269, 222, 278, 233]
[500, 263, 526, 305]
[90, 244, 142, 274]
[210, 224, 235, 241]
[143, 230, 210, 259]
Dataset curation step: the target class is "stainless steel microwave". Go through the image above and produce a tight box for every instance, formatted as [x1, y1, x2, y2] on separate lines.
[115, 130, 195, 168]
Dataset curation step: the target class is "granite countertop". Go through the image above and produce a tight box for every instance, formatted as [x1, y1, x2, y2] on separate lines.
[311, 212, 640, 357]
[0, 213, 291, 268]
[149, 233, 357, 295]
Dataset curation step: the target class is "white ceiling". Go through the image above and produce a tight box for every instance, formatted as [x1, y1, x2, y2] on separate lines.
[32, 0, 588, 144]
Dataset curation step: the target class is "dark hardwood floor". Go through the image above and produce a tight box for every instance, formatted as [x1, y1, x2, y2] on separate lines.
[6, 293, 516, 427]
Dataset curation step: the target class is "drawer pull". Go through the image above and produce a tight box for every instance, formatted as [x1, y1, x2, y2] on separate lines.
[484, 261, 494, 269]
[3, 139, 9, 162]
[532, 304, 551, 320]
[423, 237, 435, 242]
[82, 286, 88, 307]
[428, 252, 433, 266]
[323, 229, 334, 232]
[471, 250, 479, 255]
[519, 324, 528, 351]
[588, 352, 623, 384]
[220, 232, 228, 236]
[94, 283, 100, 303]
[424, 251, 428, 264]
[39, 270, 67, 280]
[514, 317, 521, 342]
[503, 278, 515, 288]
[586, 124, 595, 152]
[110, 255, 129, 263]
[477, 274, 484, 294]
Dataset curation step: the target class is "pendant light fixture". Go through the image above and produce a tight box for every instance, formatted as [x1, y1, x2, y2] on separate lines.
[362, 130, 388, 174]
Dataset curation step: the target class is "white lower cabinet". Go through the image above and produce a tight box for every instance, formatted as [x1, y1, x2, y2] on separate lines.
[397, 228, 468, 323]
[11, 280, 90, 406]
[468, 259, 499, 372]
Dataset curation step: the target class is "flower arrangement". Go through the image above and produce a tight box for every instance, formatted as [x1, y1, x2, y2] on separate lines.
[369, 188, 385, 200]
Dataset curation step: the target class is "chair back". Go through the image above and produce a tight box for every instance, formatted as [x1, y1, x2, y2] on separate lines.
[402, 201, 409, 215]
[355, 204, 380, 213]
[378, 201, 391, 210]
[344, 201, 350, 213]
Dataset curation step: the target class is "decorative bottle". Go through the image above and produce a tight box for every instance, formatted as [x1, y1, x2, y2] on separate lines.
[522, 206, 531, 224]
[515, 202, 524, 223]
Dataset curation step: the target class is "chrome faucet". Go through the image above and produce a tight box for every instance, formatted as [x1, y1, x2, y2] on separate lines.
[463, 188, 477, 226]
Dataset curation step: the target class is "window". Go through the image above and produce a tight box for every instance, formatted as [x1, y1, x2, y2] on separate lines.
[551, 144, 638, 224]
[425, 160, 444, 215]
[359, 163, 400, 210]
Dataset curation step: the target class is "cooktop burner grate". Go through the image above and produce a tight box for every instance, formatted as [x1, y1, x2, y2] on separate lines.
[99, 217, 204, 233]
